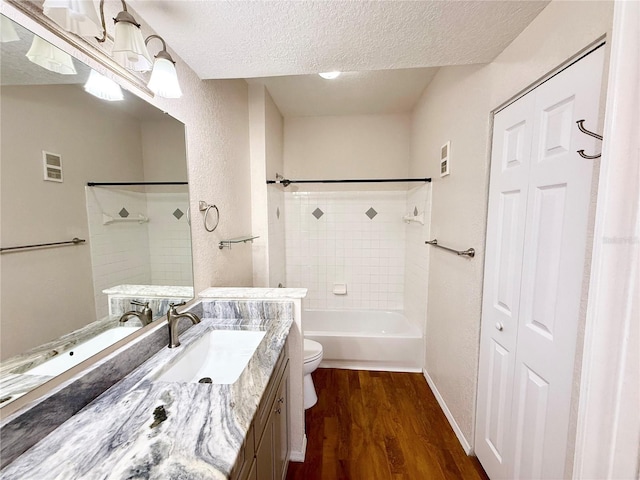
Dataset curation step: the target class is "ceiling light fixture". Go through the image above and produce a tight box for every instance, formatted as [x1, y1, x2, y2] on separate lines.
[42, 0, 101, 37]
[319, 71, 341, 79]
[1, 16, 20, 43]
[84, 69, 124, 101]
[145, 35, 182, 98]
[26, 36, 77, 75]
[96, 0, 152, 72]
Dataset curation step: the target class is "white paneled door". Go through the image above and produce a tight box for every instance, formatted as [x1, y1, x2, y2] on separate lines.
[476, 46, 605, 479]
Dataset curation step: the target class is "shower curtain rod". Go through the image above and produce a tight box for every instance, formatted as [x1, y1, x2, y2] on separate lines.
[87, 182, 188, 186]
[266, 177, 431, 186]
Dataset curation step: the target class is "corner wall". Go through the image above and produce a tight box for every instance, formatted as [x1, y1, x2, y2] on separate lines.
[248, 84, 285, 287]
[410, 0, 614, 454]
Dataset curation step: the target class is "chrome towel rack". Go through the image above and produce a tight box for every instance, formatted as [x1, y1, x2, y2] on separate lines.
[576, 119, 603, 159]
[425, 239, 475, 258]
[1, 237, 86, 253]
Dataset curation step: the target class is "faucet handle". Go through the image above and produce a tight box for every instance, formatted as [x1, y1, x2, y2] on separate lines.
[168, 301, 186, 313]
[131, 300, 149, 308]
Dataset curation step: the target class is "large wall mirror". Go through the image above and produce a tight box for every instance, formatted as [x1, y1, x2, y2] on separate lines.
[0, 14, 193, 408]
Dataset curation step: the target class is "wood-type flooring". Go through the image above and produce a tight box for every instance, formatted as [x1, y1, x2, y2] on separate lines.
[286, 369, 489, 480]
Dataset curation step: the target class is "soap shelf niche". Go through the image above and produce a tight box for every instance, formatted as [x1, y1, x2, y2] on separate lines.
[218, 235, 259, 250]
[102, 213, 149, 225]
[402, 213, 424, 225]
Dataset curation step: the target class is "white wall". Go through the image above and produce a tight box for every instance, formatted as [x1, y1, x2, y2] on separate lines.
[264, 88, 286, 288]
[141, 119, 188, 183]
[410, 0, 614, 454]
[249, 84, 285, 287]
[0, 84, 144, 359]
[284, 113, 410, 189]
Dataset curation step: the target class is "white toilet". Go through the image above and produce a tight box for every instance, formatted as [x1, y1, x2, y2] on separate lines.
[303, 339, 323, 409]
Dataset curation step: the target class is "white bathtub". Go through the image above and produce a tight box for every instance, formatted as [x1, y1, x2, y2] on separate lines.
[304, 309, 423, 372]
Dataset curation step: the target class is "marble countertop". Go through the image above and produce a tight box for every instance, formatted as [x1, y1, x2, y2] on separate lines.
[103, 284, 194, 298]
[0, 311, 293, 479]
[199, 287, 307, 299]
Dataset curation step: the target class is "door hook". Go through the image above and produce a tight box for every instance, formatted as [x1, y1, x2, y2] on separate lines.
[576, 119, 603, 159]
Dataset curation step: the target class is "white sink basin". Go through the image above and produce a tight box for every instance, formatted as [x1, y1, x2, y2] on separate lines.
[154, 329, 266, 384]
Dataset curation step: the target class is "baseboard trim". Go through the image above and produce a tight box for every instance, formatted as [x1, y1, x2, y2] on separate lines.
[319, 361, 422, 373]
[289, 434, 307, 462]
[422, 368, 473, 455]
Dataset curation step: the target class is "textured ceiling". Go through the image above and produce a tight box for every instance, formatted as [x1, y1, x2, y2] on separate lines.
[249, 67, 439, 117]
[128, 0, 549, 80]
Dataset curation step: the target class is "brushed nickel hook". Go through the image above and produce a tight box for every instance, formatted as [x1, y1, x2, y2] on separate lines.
[576, 119, 603, 159]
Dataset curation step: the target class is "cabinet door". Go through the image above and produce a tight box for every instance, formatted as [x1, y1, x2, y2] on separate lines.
[274, 375, 290, 480]
[247, 458, 257, 480]
[256, 417, 275, 480]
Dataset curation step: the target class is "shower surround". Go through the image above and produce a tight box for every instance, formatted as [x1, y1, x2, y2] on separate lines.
[285, 190, 407, 311]
[282, 186, 431, 370]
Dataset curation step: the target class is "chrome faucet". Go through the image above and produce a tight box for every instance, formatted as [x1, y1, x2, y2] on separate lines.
[119, 300, 153, 326]
[167, 301, 201, 348]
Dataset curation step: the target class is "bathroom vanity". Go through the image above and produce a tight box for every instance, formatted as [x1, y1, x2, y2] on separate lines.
[0, 299, 295, 479]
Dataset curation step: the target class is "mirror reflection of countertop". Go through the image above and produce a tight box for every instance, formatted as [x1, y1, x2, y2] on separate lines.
[0, 311, 293, 479]
[0, 316, 141, 407]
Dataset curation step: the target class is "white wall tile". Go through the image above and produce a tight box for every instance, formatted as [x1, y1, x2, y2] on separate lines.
[284, 190, 410, 311]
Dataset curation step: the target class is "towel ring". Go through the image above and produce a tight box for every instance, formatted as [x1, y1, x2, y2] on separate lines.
[198, 201, 219, 232]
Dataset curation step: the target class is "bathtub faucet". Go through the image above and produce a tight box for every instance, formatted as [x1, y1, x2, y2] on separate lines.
[167, 302, 201, 348]
[119, 300, 153, 326]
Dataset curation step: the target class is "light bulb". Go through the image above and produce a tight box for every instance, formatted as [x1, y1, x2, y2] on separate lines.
[84, 70, 124, 101]
[319, 71, 341, 80]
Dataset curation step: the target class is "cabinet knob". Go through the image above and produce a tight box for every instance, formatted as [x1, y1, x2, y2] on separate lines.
[495, 322, 504, 331]
[278, 397, 284, 404]
[276, 407, 282, 414]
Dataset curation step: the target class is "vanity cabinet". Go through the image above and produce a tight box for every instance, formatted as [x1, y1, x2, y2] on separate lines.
[256, 366, 290, 480]
[232, 343, 290, 480]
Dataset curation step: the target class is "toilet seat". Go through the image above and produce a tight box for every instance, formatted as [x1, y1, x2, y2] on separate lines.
[302, 339, 323, 410]
[304, 339, 323, 363]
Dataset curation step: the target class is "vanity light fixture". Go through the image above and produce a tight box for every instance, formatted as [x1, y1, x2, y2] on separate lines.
[84, 69, 124, 101]
[319, 71, 341, 79]
[26, 36, 77, 75]
[1, 16, 20, 43]
[145, 35, 182, 98]
[96, 0, 152, 72]
[42, 0, 101, 37]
